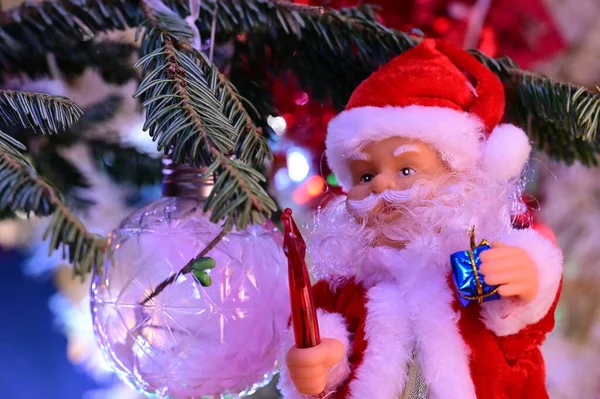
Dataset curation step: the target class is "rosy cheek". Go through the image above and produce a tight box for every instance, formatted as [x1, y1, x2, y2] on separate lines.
[347, 185, 369, 201]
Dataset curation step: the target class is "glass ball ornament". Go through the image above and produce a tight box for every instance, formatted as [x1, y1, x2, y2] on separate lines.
[91, 196, 290, 398]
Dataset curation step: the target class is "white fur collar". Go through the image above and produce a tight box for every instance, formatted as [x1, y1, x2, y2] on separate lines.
[354, 233, 462, 287]
[348, 243, 477, 399]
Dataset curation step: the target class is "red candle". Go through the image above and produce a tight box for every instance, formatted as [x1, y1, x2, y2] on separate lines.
[281, 208, 321, 348]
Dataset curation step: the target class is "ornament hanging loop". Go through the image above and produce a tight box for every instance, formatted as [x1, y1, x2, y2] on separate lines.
[185, 0, 202, 51]
[468, 226, 490, 250]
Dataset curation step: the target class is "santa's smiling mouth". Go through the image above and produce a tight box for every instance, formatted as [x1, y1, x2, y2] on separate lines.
[373, 203, 401, 220]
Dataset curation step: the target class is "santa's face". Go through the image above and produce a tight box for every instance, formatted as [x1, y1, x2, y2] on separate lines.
[309, 136, 517, 280]
[345, 137, 451, 246]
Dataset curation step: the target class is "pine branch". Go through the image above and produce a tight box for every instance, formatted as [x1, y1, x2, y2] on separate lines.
[134, 4, 276, 230]
[469, 51, 600, 165]
[131, 2, 277, 303]
[0, 0, 143, 57]
[0, 40, 139, 84]
[228, 39, 277, 142]
[571, 86, 600, 141]
[0, 90, 83, 135]
[32, 144, 95, 211]
[0, 131, 107, 275]
[1, 92, 123, 142]
[229, 4, 417, 108]
[2, 0, 596, 167]
[54, 41, 140, 85]
[0, 89, 106, 273]
[0, 0, 387, 73]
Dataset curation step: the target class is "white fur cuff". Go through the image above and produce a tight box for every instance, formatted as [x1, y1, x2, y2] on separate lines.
[480, 228, 563, 336]
[277, 310, 352, 399]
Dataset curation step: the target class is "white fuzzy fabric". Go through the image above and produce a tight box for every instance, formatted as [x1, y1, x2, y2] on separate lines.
[346, 281, 412, 399]
[480, 228, 564, 336]
[278, 309, 352, 399]
[347, 245, 476, 399]
[326, 105, 485, 191]
[391, 244, 476, 399]
[482, 124, 531, 181]
[319, 310, 353, 392]
[277, 361, 306, 399]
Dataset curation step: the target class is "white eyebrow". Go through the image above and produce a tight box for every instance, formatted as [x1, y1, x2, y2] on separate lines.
[348, 152, 370, 161]
[393, 145, 421, 157]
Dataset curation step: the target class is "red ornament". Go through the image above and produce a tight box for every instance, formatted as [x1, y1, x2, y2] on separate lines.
[512, 194, 539, 229]
[281, 208, 321, 349]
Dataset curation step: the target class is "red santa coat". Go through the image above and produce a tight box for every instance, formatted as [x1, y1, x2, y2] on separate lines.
[279, 228, 563, 399]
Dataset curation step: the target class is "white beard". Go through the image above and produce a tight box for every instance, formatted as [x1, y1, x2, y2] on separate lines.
[307, 170, 524, 286]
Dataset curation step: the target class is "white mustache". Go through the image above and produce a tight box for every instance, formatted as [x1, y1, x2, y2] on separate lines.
[347, 188, 419, 217]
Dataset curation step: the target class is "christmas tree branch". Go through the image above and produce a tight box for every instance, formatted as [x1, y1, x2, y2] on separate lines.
[571, 86, 600, 141]
[0, 40, 139, 84]
[32, 143, 95, 212]
[0, 90, 106, 274]
[0, 131, 107, 275]
[130, 1, 277, 299]
[0, 90, 82, 134]
[469, 51, 600, 164]
[2, 0, 597, 166]
[134, 3, 276, 230]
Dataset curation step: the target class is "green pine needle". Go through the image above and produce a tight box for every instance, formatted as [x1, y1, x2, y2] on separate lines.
[134, 4, 276, 232]
[0, 131, 107, 275]
[571, 86, 600, 141]
[1, 0, 598, 164]
[0, 90, 83, 135]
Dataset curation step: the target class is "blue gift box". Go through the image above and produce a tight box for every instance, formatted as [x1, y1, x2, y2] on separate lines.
[450, 228, 501, 307]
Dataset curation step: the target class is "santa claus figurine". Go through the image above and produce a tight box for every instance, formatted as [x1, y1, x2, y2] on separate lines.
[278, 39, 563, 399]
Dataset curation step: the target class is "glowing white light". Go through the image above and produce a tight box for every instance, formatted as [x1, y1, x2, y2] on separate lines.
[14, 210, 30, 220]
[121, 116, 161, 156]
[274, 168, 291, 190]
[267, 115, 287, 135]
[287, 149, 310, 182]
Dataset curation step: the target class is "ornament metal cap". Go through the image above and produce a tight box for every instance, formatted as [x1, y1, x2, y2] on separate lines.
[161, 154, 214, 199]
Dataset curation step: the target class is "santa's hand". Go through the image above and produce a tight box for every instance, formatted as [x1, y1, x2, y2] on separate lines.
[286, 338, 345, 395]
[479, 241, 538, 301]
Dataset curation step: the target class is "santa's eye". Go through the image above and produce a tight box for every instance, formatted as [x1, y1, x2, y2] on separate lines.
[360, 173, 375, 183]
[400, 168, 415, 177]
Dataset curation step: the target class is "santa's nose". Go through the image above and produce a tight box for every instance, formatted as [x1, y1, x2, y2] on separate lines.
[371, 173, 397, 193]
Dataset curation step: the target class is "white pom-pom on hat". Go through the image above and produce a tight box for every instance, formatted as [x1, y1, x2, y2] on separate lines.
[481, 124, 532, 181]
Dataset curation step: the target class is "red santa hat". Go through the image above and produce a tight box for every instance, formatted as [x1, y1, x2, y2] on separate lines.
[326, 39, 531, 191]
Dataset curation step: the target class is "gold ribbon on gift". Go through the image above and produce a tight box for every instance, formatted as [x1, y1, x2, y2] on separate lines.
[457, 226, 499, 304]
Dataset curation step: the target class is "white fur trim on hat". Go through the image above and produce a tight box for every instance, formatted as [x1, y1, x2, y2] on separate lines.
[326, 106, 532, 191]
[482, 124, 532, 182]
[326, 105, 485, 191]
[480, 228, 563, 336]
